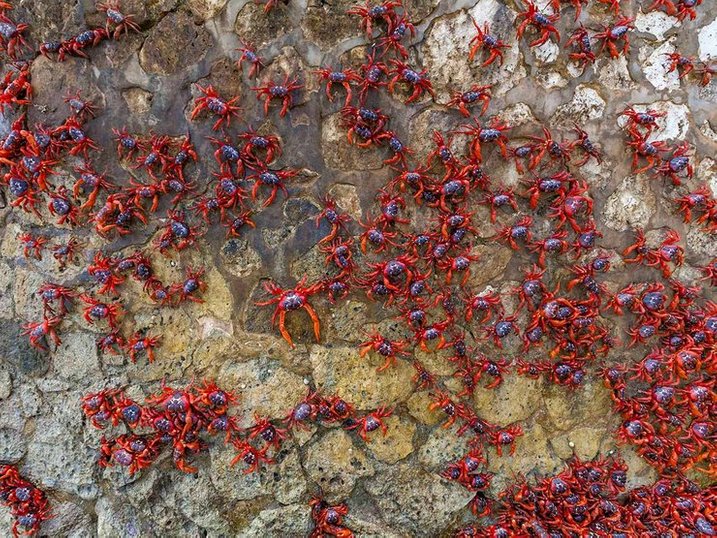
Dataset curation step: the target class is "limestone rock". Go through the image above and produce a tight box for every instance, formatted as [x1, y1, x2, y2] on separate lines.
[140, 11, 212, 75]
[309, 345, 415, 409]
[304, 429, 374, 501]
[365, 462, 473, 536]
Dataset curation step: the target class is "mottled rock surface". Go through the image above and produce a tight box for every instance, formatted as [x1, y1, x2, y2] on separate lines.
[0, 0, 715, 536]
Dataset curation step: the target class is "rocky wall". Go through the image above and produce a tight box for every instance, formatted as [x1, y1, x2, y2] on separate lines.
[0, 0, 715, 536]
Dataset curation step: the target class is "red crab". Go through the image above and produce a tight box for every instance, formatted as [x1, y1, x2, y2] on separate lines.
[469, 20, 509, 67]
[112, 127, 140, 159]
[363, 255, 418, 293]
[38, 283, 75, 316]
[64, 90, 98, 120]
[125, 332, 161, 363]
[88, 252, 124, 295]
[0, 65, 32, 112]
[438, 247, 480, 285]
[626, 131, 668, 174]
[46, 186, 79, 226]
[358, 216, 399, 253]
[73, 163, 115, 211]
[465, 291, 503, 323]
[248, 166, 298, 207]
[315, 195, 351, 244]
[594, 16, 635, 59]
[429, 392, 465, 428]
[516, 1, 560, 48]
[154, 210, 201, 254]
[344, 407, 392, 441]
[255, 277, 324, 348]
[674, 186, 714, 223]
[571, 124, 602, 165]
[376, 16, 416, 59]
[58, 29, 109, 61]
[53, 117, 100, 158]
[309, 497, 353, 538]
[526, 126, 576, 170]
[52, 237, 81, 269]
[236, 41, 264, 78]
[655, 141, 693, 186]
[172, 267, 207, 304]
[447, 84, 492, 117]
[489, 425, 523, 456]
[620, 105, 665, 134]
[190, 84, 241, 131]
[458, 116, 510, 162]
[230, 439, 274, 474]
[387, 60, 435, 104]
[252, 75, 303, 117]
[248, 414, 287, 447]
[347, 0, 402, 37]
[0, 13, 29, 58]
[359, 333, 410, 372]
[314, 67, 362, 107]
[358, 51, 389, 102]
[567, 25, 596, 67]
[99, 434, 162, 476]
[97, 2, 141, 39]
[495, 216, 533, 250]
[22, 316, 62, 351]
[80, 295, 123, 328]
[665, 52, 695, 79]
[19, 233, 47, 260]
[238, 127, 282, 165]
[223, 211, 256, 238]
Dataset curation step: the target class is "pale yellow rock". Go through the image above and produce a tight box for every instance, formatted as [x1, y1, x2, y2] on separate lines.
[304, 429, 374, 502]
[309, 345, 414, 410]
[365, 415, 416, 464]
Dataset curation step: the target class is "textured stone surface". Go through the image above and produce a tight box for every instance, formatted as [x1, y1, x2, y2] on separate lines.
[1, 0, 715, 535]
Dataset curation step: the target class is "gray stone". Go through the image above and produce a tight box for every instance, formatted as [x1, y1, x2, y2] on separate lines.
[365, 462, 473, 536]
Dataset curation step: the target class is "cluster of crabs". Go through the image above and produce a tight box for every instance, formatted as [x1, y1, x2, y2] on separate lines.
[0, 465, 50, 538]
[0, 0, 715, 535]
[82, 384, 393, 478]
[457, 456, 716, 536]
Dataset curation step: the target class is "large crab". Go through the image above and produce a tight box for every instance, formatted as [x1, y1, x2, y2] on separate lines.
[255, 277, 324, 348]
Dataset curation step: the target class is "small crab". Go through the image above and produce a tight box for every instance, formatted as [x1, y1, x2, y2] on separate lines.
[387, 60, 435, 104]
[80, 295, 123, 328]
[252, 75, 303, 117]
[344, 407, 392, 441]
[469, 21, 509, 67]
[594, 16, 635, 59]
[359, 333, 410, 372]
[236, 41, 264, 78]
[447, 84, 492, 117]
[97, 1, 141, 39]
[191, 84, 241, 131]
[516, 1, 560, 48]
[125, 332, 161, 363]
[22, 316, 62, 351]
[314, 67, 362, 107]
